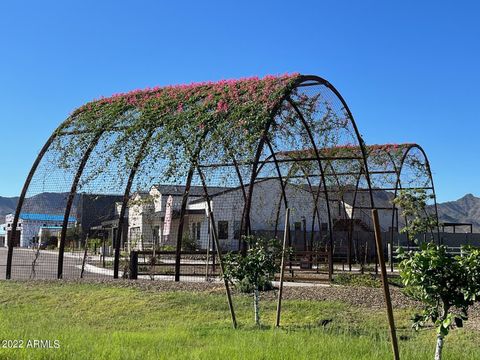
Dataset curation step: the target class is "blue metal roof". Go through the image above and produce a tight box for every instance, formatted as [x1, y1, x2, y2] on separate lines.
[19, 213, 76, 222]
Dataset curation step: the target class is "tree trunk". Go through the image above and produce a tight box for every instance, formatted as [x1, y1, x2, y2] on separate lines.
[253, 287, 260, 325]
[435, 333, 444, 360]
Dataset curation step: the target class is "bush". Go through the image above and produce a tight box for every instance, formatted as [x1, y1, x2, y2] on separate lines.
[181, 235, 198, 251]
[398, 244, 480, 360]
[88, 238, 102, 252]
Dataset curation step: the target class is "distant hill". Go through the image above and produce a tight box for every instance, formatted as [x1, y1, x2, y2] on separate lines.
[0, 196, 19, 221]
[435, 193, 480, 232]
[0, 193, 75, 223]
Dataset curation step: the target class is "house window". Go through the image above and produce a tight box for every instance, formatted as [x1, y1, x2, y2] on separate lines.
[218, 221, 228, 240]
[196, 222, 201, 241]
[129, 227, 141, 246]
[191, 222, 201, 241]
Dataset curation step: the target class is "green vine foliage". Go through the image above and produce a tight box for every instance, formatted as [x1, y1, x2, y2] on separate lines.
[398, 244, 480, 359]
[53, 74, 301, 187]
[42, 73, 390, 203]
[393, 189, 438, 242]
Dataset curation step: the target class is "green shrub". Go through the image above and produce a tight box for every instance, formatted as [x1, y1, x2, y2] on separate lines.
[160, 245, 176, 251]
[181, 235, 198, 251]
[398, 244, 480, 360]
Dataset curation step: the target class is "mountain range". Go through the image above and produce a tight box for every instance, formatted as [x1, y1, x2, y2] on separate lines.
[0, 193, 73, 223]
[434, 193, 480, 232]
[0, 196, 18, 219]
[1, 192, 479, 231]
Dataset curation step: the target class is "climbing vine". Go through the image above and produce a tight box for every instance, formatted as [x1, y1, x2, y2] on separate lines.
[52, 74, 302, 187]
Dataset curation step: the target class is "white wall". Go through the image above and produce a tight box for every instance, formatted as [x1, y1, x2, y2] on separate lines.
[4, 214, 75, 248]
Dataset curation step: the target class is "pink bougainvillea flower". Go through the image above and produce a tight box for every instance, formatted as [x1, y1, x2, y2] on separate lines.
[216, 100, 228, 113]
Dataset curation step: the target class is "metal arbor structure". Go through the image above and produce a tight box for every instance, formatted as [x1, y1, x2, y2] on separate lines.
[365, 143, 439, 229]
[253, 143, 439, 272]
[4, 74, 378, 281]
[365, 143, 440, 269]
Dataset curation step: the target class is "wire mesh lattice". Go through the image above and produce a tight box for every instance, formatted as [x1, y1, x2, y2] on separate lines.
[3, 75, 438, 282]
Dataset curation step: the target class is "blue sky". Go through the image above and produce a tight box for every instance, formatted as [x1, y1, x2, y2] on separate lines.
[0, 1, 478, 202]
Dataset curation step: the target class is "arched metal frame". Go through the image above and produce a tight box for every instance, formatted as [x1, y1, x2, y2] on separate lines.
[364, 144, 438, 225]
[364, 144, 439, 270]
[205, 76, 376, 280]
[394, 144, 439, 240]
[7, 74, 376, 285]
[261, 143, 439, 273]
[5, 118, 76, 279]
[113, 130, 156, 279]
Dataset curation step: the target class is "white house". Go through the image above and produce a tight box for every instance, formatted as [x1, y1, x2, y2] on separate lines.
[4, 213, 76, 248]
[0, 224, 6, 247]
[125, 185, 225, 251]
[125, 179, 396, 251]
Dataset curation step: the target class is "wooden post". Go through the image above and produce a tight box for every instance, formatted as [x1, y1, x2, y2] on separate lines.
[102, 234, 106, 268]
[80, 236, 89, 279]
[129, 251, 138, 280]
[205, 215, 211, 281]
[372, 209, 400, 360]
[276, 208, 290, 327]
[208, 211, 237, 329]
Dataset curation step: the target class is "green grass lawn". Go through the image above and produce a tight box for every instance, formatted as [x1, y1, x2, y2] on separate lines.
[0, 281, 478, 359]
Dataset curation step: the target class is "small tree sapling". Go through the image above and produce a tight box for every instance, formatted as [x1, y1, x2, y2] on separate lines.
[223, 236, 282, 326]
[398, 244, 480, 360]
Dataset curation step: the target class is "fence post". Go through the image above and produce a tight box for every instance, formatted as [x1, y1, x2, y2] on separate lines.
[388, 242, 394, 272]
[129, 251, 138, 280]
[205, 234, 210, 281]
[80, 236, 89, 279]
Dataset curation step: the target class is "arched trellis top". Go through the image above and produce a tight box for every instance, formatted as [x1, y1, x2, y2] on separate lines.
[276, 143, 436, 192]
[274, 143, 439, 230]
[68, 75, 299, 131]
[52, 74, 374, 174]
